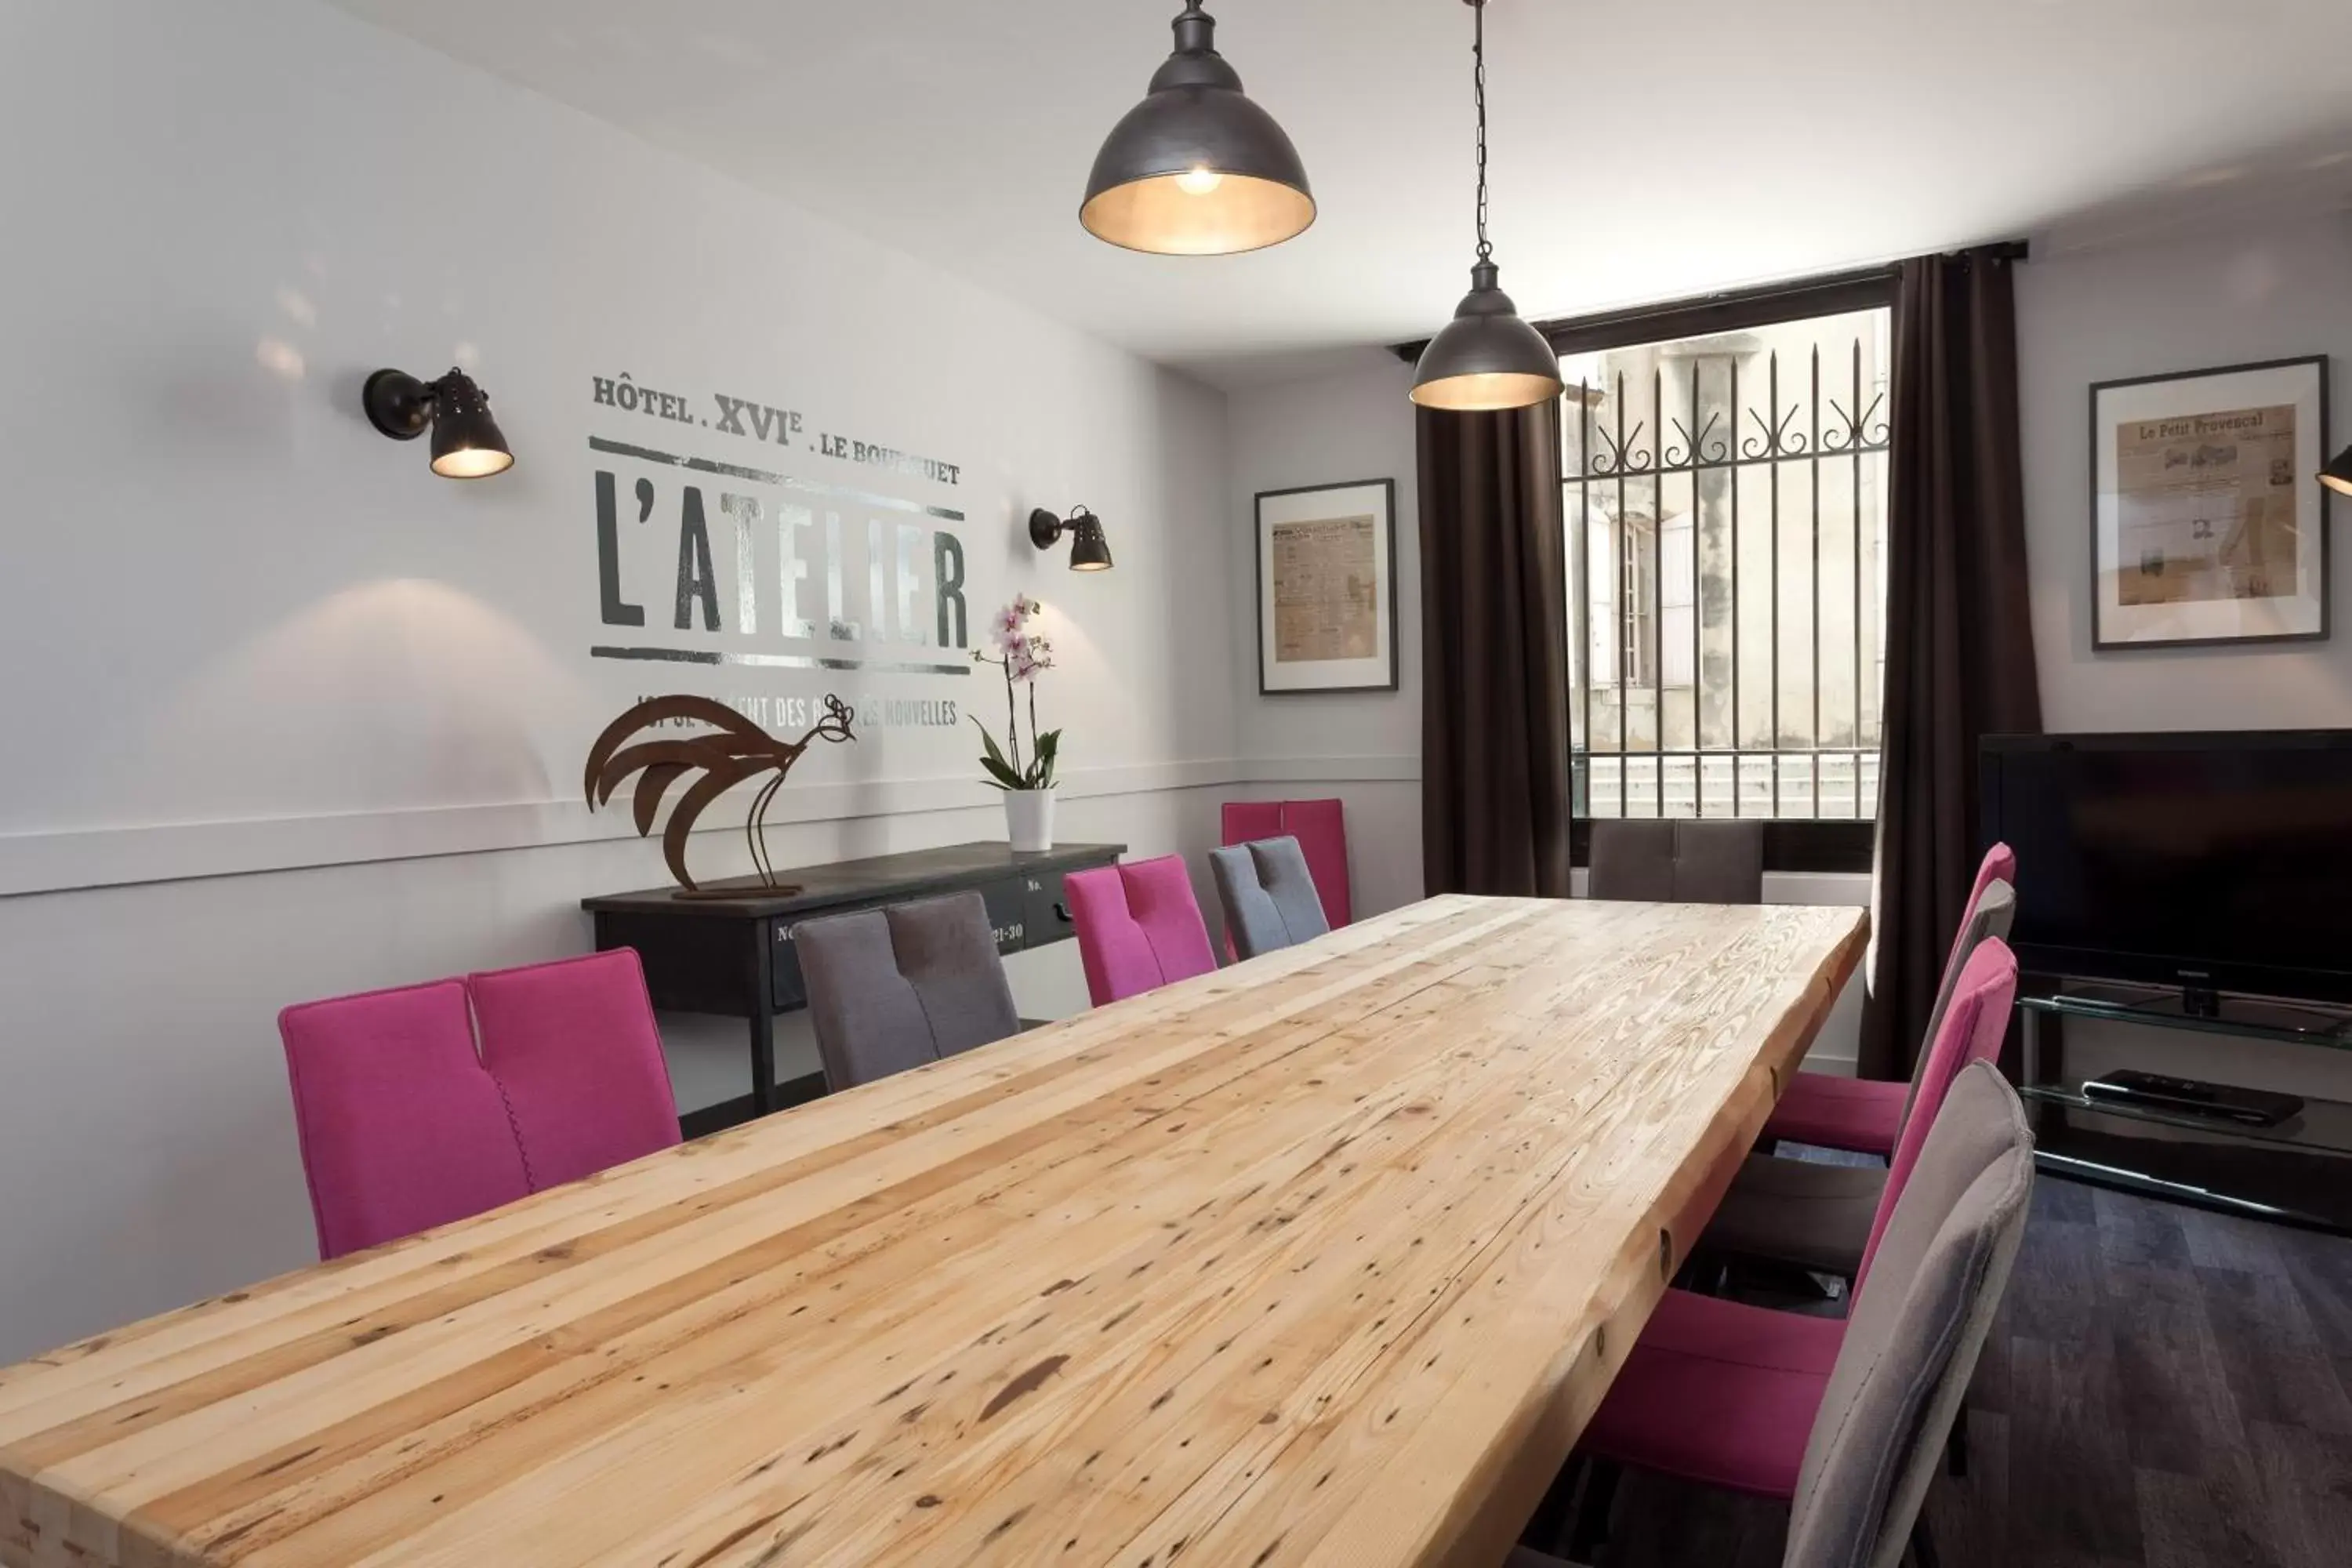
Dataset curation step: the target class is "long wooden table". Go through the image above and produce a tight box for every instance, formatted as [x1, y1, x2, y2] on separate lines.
[0, 895, 1864, 1568]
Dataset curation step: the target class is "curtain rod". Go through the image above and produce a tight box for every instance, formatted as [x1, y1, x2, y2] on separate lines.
[1389, 240, 2031, 365]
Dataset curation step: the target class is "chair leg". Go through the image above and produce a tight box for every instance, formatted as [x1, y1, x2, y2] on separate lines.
[1522, 1454, 1583, 1553]
[1674, 1247, 1726, 1296]
[1723, 1254, 1836, 1303]
[1946, 1404, 1969, 1479]
[1566, 1457, 1621, 1561]
[1908, 1512, 1941, 1568]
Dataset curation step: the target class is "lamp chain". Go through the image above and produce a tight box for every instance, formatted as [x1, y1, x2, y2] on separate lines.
[1473, 0, 1490, 262]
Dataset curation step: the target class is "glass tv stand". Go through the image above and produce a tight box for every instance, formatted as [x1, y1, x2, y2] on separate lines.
[2016, 980, 2352, 1234]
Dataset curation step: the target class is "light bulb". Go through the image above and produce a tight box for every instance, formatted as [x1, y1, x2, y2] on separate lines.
[1174, 166, 1225, 196]
[432, 447, 514, 479]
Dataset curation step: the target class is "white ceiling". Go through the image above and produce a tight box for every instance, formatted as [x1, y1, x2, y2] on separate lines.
[324, 0, 2352, 387]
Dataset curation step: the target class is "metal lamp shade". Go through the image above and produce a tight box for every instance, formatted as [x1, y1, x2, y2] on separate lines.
[426, 372, 514, 479]
[2322, 443, 2352, 498]
[1410, 262, 1563, 412]
[1080, 6, 1313, 256]
[367, 366, 514, 479]
[1067, 512, 1114, 572]
[1028, 506, 1116, 572]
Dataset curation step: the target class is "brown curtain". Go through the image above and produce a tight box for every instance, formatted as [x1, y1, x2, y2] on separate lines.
[1417, 401, 1574, 898]
[1860, 249, 2042, 1081]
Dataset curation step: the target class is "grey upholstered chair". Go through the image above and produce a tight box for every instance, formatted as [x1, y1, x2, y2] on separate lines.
[1208, 836, 1332, 960]
[1515, 1062, 2034, 1568]
[1787, 1062, 2032, 1568]
[1588, 818, 1765, 903]
[1703, 880, 2019, 1278]
[791, 891, 1021, 1092]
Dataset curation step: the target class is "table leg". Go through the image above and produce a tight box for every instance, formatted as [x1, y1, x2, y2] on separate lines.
[747, 920, 779, 1118]
[749, 1008, 776, 1116]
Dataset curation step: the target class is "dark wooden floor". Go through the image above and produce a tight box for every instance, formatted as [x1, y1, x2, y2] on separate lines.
[1570, 1175, 2352, 1568]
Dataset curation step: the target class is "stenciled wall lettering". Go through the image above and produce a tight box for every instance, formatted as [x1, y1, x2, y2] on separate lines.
[631, 692, 964, 734]
[587, 371, 974, 681]
[590, 372, 960, 484]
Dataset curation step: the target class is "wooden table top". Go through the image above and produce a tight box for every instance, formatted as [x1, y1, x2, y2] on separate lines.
[0, 895, 1864, 1568]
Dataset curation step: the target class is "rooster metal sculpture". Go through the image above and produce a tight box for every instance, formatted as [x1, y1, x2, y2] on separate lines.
[583, 693, 856, 895]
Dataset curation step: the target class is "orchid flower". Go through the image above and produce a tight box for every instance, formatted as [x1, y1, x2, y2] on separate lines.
[971, 597, 1062, 790]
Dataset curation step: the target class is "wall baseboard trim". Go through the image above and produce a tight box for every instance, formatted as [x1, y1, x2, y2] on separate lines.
[1240, 754, 1421, 784]
[0, 753, 1429, 898]
[0, 759, 1236, 898]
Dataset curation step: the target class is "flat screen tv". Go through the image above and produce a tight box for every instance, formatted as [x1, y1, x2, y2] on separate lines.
[1980, 730, 2352, 1006]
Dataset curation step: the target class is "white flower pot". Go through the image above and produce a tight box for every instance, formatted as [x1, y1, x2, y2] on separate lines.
[1003, 788, 1057, 852]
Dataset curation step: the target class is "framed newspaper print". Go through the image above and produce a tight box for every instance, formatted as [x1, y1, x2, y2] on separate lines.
[2091, 355, 2330, 650]
[1255, 479, 1399, 694]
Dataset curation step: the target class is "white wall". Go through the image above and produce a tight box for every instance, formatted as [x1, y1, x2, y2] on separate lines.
[2014, 214, 2352, 1102]
[1226, 216, 2352, 784]
[2019, 214, 2352, 731]
[1224, 354, 1426, 918]
[0, 0, 1243, 1363]
[0, 0, 1241, 875]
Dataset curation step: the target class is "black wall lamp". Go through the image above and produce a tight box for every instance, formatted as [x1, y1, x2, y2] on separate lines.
[1029, 506, 1114, 572]
[363, 366, 514, 478]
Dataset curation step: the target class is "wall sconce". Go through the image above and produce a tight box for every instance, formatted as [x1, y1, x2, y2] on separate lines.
[363, 366, 514, 478]
[1029, 506, 1114, 572]
[2321, 444, 2352, 497]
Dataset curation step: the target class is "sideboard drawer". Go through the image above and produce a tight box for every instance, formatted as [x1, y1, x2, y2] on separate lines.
[1022, 869, 1077, 949]
[979, 877, 1031, 954]
[769, 920, 807, 1013]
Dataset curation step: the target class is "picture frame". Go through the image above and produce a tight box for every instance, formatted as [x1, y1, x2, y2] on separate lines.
[1254, 478, 1399, 695]
[2089, 354, 2331, 651]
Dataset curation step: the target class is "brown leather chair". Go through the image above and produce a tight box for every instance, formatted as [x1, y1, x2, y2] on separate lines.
[1588, 818, 1765, 904]
[793, 892, 1021, 1091]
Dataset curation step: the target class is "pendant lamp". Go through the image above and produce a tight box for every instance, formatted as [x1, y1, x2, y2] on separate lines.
[1410, 0, 1563, 411]
[2321, 443, 2352, 497]
[1082, 3, 1314, 256]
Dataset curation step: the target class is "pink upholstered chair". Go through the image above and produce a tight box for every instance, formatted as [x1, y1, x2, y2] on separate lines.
[1280, 798, 1354, 928]
[468, 949, 681, 1192]
[1221, 798, 1352, 928]
[1558, 949, 2024, 1563]
[1066, 855, 1219, 1006]
[1855, 938, 2020, 1290]
[1761, 841, 2016, 1157]
[278, 979, 532, 1260]
[1220, 800, 1283, 847]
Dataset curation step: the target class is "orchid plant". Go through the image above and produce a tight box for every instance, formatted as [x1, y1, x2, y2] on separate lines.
[971, 595, 1060, 792]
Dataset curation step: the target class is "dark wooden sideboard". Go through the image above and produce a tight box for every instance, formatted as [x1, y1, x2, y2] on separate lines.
[583, 840, 1124, 1132]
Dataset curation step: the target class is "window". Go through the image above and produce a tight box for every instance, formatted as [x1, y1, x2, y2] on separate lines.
[1562, 286, 1892, 853]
